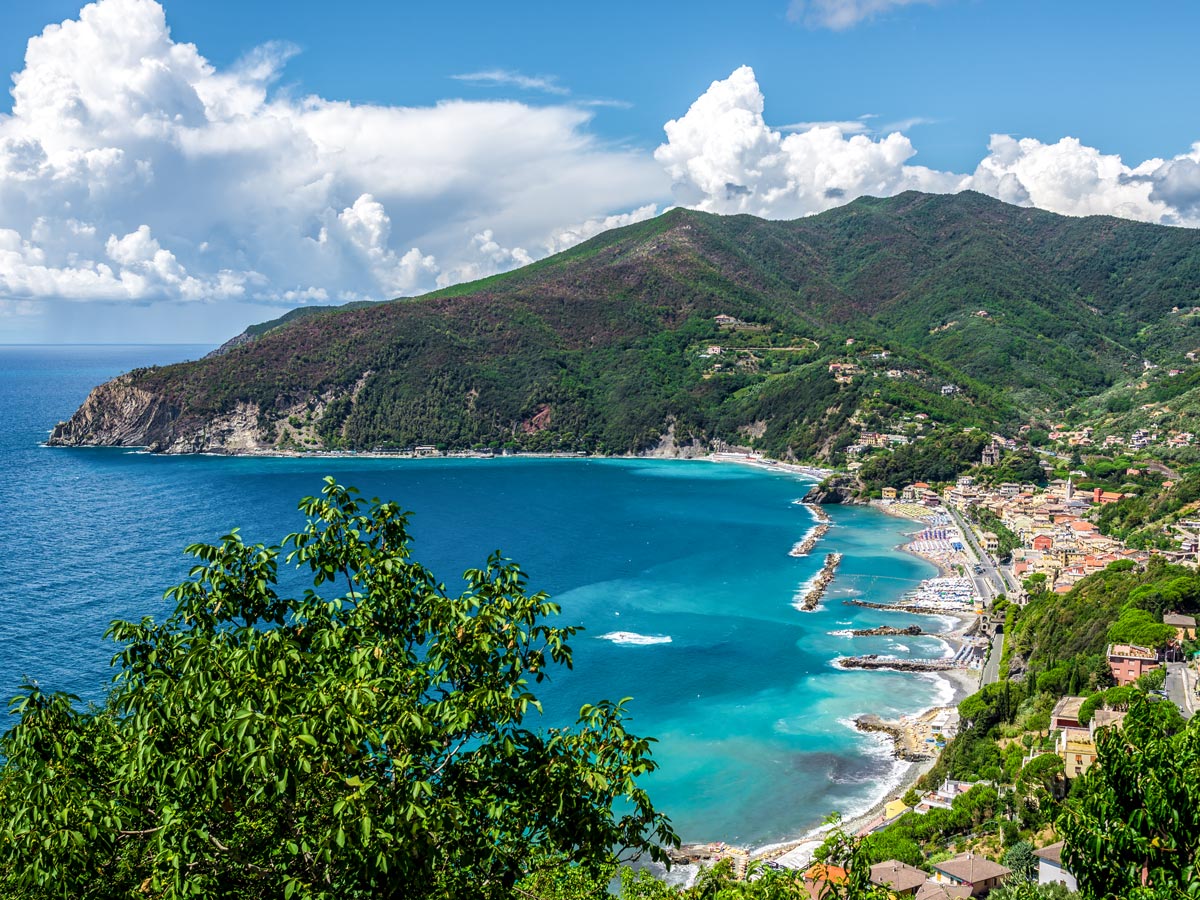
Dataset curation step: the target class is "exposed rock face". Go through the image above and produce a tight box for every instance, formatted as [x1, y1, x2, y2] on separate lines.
[48, 376, 182, 449]
[48, 377, 278, 454]
[801, 475, 862, 505]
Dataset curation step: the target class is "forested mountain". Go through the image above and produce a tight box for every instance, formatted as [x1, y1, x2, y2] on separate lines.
[49, 191, 1200, 458]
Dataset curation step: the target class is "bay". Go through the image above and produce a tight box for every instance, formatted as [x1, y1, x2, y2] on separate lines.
[0, 344, 952, 847]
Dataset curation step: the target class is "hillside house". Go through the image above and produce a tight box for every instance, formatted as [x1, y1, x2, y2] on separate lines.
[982, 532, 1000, 553]
[882, 487, 898, 500]
[1107, 644, 1160, 686]
[1057, 708, 1127, 778]
[930, 854, 1010, 896]
[1035, 842, 1078, 890]
[870, 860, 927, 896]
[1050, 696, 1086, 730]
[1165, 613, 1197, 641]
[915, 885, 972, 900]
[802, 863, 847, 900]
[1057, 728, 1097, 778]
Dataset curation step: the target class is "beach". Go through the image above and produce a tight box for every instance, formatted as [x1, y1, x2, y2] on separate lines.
[744, 501, 985, 871]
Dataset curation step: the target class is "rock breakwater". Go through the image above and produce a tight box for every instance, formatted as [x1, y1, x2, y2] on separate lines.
[796, 552, 842, 612]
[829, 624, 927, 637]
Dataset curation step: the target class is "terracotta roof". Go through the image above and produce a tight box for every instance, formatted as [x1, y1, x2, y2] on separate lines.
[803, 863, 846, 883]
[1035, 841, 1064, 865]
[933, 853, 1011, 884]
[870, 860, 927, 892]
[915, 884, 972, 900]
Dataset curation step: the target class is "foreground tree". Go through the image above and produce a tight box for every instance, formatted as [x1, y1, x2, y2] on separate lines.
[0, 479, 675, 899]
[1058, 697, 1200, 899]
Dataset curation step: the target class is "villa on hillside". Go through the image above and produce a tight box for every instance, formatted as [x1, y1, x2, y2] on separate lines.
[1165, 612, 1197, 641]
[1057, 708, 1127, 778]
[802, 863, 846, 900]
[870, 860, 927, 895]
[1050, 696, 1086, 730]
[930, 853, 1010, 896]
[1107, 643, 1160, 686]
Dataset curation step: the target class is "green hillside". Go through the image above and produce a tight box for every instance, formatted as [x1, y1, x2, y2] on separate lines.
[50, 191, 1200, 458]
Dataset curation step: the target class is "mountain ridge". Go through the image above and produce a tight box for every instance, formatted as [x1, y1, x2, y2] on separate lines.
[49, 191, 1200, 460]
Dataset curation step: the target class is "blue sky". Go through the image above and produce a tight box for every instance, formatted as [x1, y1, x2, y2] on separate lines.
[2, 0, 1199, 342]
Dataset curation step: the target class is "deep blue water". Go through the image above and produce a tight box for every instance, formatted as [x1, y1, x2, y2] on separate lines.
[0, 345, 949, 847]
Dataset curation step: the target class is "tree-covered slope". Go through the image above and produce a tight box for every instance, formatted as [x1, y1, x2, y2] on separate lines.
[49, 191, 1200, 457]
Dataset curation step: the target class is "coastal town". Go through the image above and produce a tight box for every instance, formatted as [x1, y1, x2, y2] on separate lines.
[674, 440, 1200, 897]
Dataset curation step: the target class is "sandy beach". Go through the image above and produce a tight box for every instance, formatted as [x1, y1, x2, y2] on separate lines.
[871, 499, 979, 578]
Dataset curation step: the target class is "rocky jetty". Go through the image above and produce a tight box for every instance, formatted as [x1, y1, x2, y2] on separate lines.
[837, 654, 957, 672]
[788, 521, 830, 557]
[844, 599, 972, 616]
[854, 710, 953, 762]
[797, 552, 842, 612]
[667, 842, 750, 876]
[830, 624, 927, 637]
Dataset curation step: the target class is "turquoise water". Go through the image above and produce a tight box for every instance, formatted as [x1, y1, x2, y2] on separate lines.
[0, 345, 951, 847]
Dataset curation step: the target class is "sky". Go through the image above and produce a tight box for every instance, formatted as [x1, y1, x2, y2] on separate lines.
[2, 0, 1199, 343]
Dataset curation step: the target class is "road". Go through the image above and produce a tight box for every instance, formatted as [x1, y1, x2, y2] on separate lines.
[980, 629, 1005, 688]
[946, 505, 1016, 599]
[1165, 662, 1196, 719]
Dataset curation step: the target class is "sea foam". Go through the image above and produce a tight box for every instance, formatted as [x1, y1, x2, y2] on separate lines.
[597, 631, 672, 646]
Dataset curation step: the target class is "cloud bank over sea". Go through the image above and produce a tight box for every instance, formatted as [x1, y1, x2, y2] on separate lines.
[3, 0, 1200, 335]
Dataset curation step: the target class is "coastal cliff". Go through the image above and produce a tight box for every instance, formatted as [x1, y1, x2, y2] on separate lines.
[801, 475, 863, 505]
[49, 375, 182, 449]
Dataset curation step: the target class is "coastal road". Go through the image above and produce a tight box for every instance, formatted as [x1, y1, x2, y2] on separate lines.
[946, 506, 1009, 600]
[980, 629, 1005, 688]
[1165, 662, 1195, 719]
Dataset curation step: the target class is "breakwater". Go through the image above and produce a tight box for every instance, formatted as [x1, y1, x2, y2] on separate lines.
[788, 503, 832, 557]
[789, 522, 830, 557]
[796, 552, 842, 612]
[829, 624, 927, 637]
[854, 707, 956, 762]
[844, 599, 954, 615]
[837, 654, 959, 672]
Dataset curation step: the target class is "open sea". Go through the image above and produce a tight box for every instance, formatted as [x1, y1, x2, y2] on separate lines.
[0, 344, 955, 848]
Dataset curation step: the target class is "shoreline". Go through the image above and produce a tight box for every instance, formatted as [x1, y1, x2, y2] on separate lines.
[56, 441, 837, 481]
[748, 502, 982, 867]
[871, 499, 972, 579]
[751, 664, 976, 868]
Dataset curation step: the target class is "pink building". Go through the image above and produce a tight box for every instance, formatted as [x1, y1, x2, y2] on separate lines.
[1106, 644, 1159, 686]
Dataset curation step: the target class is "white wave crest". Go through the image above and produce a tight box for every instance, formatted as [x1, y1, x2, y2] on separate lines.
[597, 631, 672, 646]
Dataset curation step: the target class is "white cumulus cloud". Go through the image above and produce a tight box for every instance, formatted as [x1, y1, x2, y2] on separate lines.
[656, 66, 1200, 229]
[0, 0, 665, 326]
[655, 66, 963, 219]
